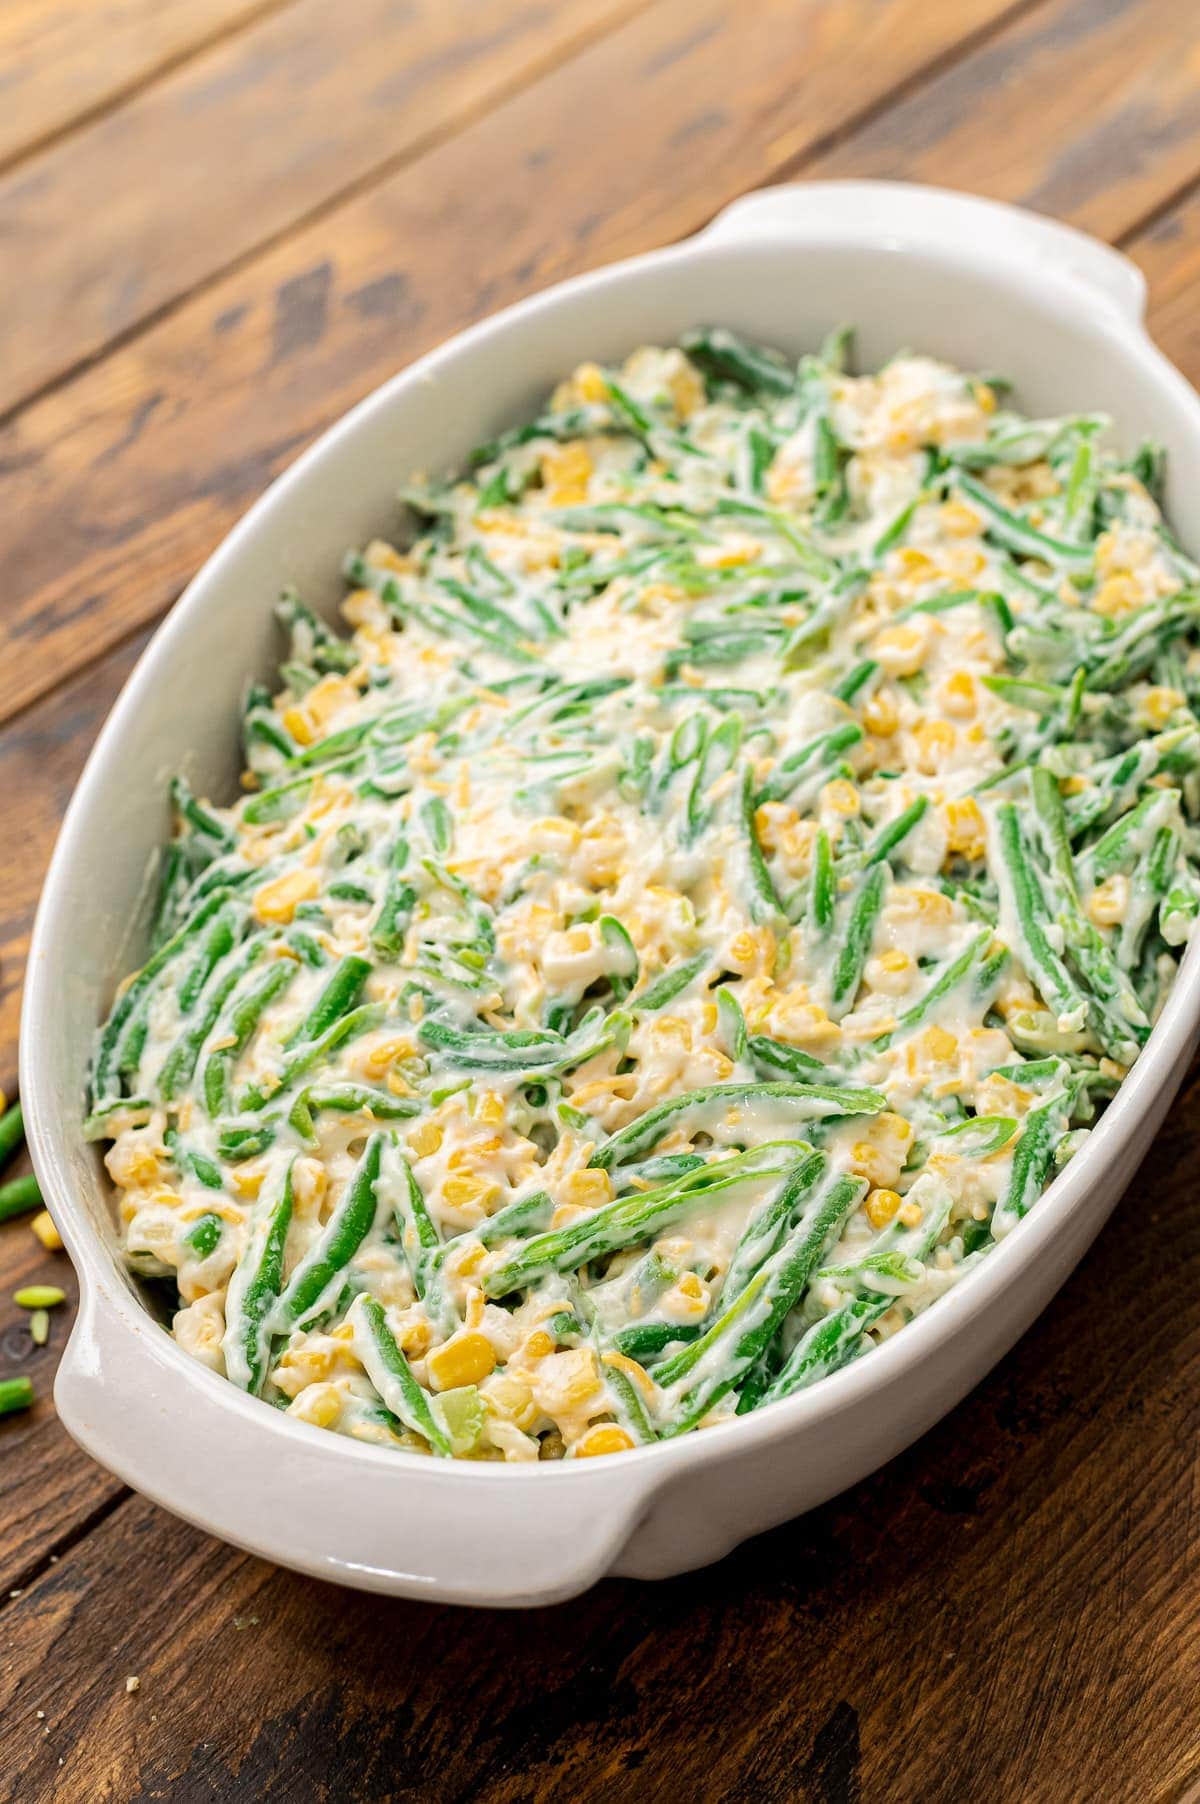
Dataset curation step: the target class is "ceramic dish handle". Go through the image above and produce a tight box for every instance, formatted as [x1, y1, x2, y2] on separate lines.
[53, 1268, 654, 1605]
[702, 180, 1147, 327]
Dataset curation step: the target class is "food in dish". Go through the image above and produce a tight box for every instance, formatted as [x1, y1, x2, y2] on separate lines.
[87, 329, 1200, 1460]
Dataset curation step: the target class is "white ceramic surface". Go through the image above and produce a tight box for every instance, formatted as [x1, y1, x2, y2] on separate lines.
[22, 182, 1200, 1608]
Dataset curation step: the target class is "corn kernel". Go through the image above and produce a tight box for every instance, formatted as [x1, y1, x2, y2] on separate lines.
[863, 692, 899, 737]
[427, 1331, 497, 1391]
[574, 362, 608, 403]
[541, 442, 592, 506]
[850, 1143, 893, 1188]
[442, 1174, 501, 1213]
[668, 362, 706, 420]
[872, 622, 926, 675]
[253, 868, 320, 924]
[865, 1188, 902, 1229]
[940, 671, 976, 717]
[822, 778, 860, 817]
[897, 547, 936, 579]
[399, 1318, 433, 1358]
[563, 1169, 614, 1210]
[407, 1121, 444, 1159]
[976, 383, 997, 415]
[289, 1383, 342, 1429]
[363, 1035, 415, 1078]
[305, 675, 359, 728]
[524, 1330, 556, 1361]
[913, 718, 956, 773]
[898, 1199, 924, 1228]
[477, 1091, 505, 1127]
[484, 1372, 538, 1430]
[914, 889, 955, 924]
[31, 1210, 63, 1252]
[939, 500, 982, 537]
[1089, 876, 1128, 927]
[1141, 686, 1183, 729]
[920, 1024, 959, 1064]
[880, 948, 912, 974]
[282, 705, 314, 746]
[575, 1424, 635, 1458]
[1092, 574, 1140, 618]
[534, 1347, 603, 1411]
[944, 796, 986, 860]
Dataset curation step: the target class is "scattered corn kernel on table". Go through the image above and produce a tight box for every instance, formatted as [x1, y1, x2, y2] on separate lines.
[4, 1, 1200, 1798]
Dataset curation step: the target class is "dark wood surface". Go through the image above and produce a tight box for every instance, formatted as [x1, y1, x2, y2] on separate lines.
[2, 4, 1200, 1798]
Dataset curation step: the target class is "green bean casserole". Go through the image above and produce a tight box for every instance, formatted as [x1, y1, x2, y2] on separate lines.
[88, 329, 1200, 1460]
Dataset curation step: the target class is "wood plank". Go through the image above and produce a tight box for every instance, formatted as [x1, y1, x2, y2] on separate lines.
[0, 0, 1034, 729]
[2, 1071, 1198, 1800]
[1134, 188, 1200, 378]
[1, 0, 647, 420]
[0, 639, 146, 1595]
[808, 0, 1200, 237]
[0, 0, 285, 171]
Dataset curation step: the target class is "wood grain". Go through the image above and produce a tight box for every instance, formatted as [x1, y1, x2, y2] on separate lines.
[0, 0, 287, 171]
[0, 0, 1043, 729]
[1, 0, 648, 420]
[809, 0, 1200, 236]
[0, 0, 649, 420]
[2, 1068, 1198, 1801]
[0, 638, 145, 1596]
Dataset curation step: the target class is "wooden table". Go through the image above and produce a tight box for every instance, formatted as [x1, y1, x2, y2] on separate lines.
[3, 2, 1200, 1797]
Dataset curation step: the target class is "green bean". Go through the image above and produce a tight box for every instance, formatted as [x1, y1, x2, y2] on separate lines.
[681, 326, 796, 396]
[240, 1003, 384, 1114]
[0, 1100, 24, 1169]
[92, 889, 231, 1103]
[864, 796, 928, 865]
[830, 863, 887, 1016]
[601, 1362, 659, 1445]
[746, 1034, 824, 1080]
[635, 952, 710, 1012]
[183, 1213, 224, 1259]
[0, 1376, 34, 1417]
[271, 1132, 385, 1333]
[599, 916, 639, 1000]
[202, 959, 296, 1118]
[0, 1174, 42, 1223]
[659, 1169, 865, 1429]
[351, 1295, 453, 1456]
[992, 1088, 1072, 1233]
[716, 986, 747, 1061]
[994, 805, 1086, 1024]
[222, 1160, 295, 1394]
[166, 1128, 224, 1191]
[871, 929, 991, 1048]
[955, 472, 1095, 576]
[757, 722, 863, 807]
[809, 827, 835, 935]
[591, 1079, 884, 1171]
[484, 1144, 811, 1294]
[288, 954, 372, 1048]
[741, 766, 784, 923]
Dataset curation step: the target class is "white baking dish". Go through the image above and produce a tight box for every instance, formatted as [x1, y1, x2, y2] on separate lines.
[22, 182, 1200, 1607]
